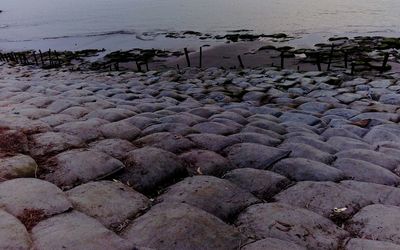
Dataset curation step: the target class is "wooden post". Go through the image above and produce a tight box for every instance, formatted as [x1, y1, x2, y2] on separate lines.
[23, 54, 28, 65]
[39, 50, 45, 66]
[48, 49, 53, 67]
[351, 62, 355, 75]
[184, 48, 191, 67]
[381, 52, 389, 73]
[115, 62, 119, 71]
[237, 55, 244, 68]
[135, 61, 142, 72]
[316, 53, 322, 71]
[280, 51, 284, 69]
[54, 50, 60, 67]
[327, 44, 334, 71]
[344, 51, 348, 68]
[33, 51, 39, 65]
[199, 47, 203, 68]
[145, 60, 149, 71]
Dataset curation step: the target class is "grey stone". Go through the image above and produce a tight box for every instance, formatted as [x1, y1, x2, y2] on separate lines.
[122, 202, 241, 250]
[333, 158, 400, 185]
[32, 211, 131, 250]
[271, 158, 346, 182]
[224, 143, 290, 169]
[158, 176, 259, 221]
[114, 147, 186, 193]
[236, 203, 348, 249]
[223, 168, 290, 200]
[346, 204, 400, 245]
[180, 150, 233, 176]
[241, 238, 306, 250]
[66, 181, 150, 228]
[274, 181, 371, 219]
[43, 149, 125, 189]
[0, 209, 31, 250]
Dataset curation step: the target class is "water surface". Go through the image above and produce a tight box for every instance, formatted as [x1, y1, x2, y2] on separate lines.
[1, 0, 400, 50]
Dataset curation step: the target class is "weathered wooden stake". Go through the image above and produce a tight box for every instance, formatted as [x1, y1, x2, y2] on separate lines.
[184, 48, 191, 67]
[32, 52, 38, 65]
[145, 60, 149, 71]
[199, 47, 203, 68]
[316, 53, 322, 71]
[351, 62, 355, 75]
[23, 54, 28, 65]
[39, 50, 45, 66]
[135, 61, 142, 72]
[48, 49, 53, 67]
[54, 50, 60, 67]
[381, 52, 389, 73]
[327, 44, 334, 71]
[237, 55, 244, 68]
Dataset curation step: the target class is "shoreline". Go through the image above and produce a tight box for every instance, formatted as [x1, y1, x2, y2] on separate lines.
[1, 34, 400, 75]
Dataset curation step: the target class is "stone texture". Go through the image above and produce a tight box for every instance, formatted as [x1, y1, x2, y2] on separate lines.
[223, 168, 290, 200]
[43, 150, 125, 189]
[236, 203, 349, 249]
[31, 211, 131, 250]
[224, 143, 290, 169]
[114, 147, 187, 193]
[66, 181, 150, 228]
[158, 175, 259, 221]
[122, 202, 242, 250]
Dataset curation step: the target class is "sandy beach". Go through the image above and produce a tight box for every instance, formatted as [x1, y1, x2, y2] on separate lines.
[1, 61, 400, 249]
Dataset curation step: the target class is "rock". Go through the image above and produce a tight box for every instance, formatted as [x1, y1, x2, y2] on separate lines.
[346, 204, 400, 245]
[187, 133, 238, 152]
[236, 203, 348, 249]
[279, 143, 335, 164]
[66, 181, 150, 228]
[0, 209, 31, 249]
[85, 108, 135, 122]
[228, 132, 281, 147]
[274, 181, 370, 220]
[241, 238, 306, 250]
[55, 118, 108, 141]
[192, 121, 239, 135]
[29, 132, 85, 157]
[344, 238, 400, 250]
[122, 202, 241, 250]
[158, 176, 259, 221]
[0, 178, 71, 225]
[379, 93, 400, 105]
[180, 150, 233, 176]
[333, 158, 400, 186]
[0, 154, 37, 181]
[43, 150, 125, 189]
[326, 136, 372, 151]
[223, 168, 290, 200]
[90, 139, 136, 160]
[271, 158, 346, 182]
[335, 149, 400, 170]
[134, 132, 195, 154]
[100, 121, 141, 140]
[114, 147, 186, 193]
[224, 143, 290, 169]
[279, 112, 320, 125]
[31, 211, 131, 250]
[284, 136, 337, 154]
[341, 180, 400, 206]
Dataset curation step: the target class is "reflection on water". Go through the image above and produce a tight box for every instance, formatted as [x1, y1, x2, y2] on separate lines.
[1, 0, 400, 50]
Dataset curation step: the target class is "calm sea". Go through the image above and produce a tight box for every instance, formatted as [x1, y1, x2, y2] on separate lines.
[1, 0, 400, 51]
